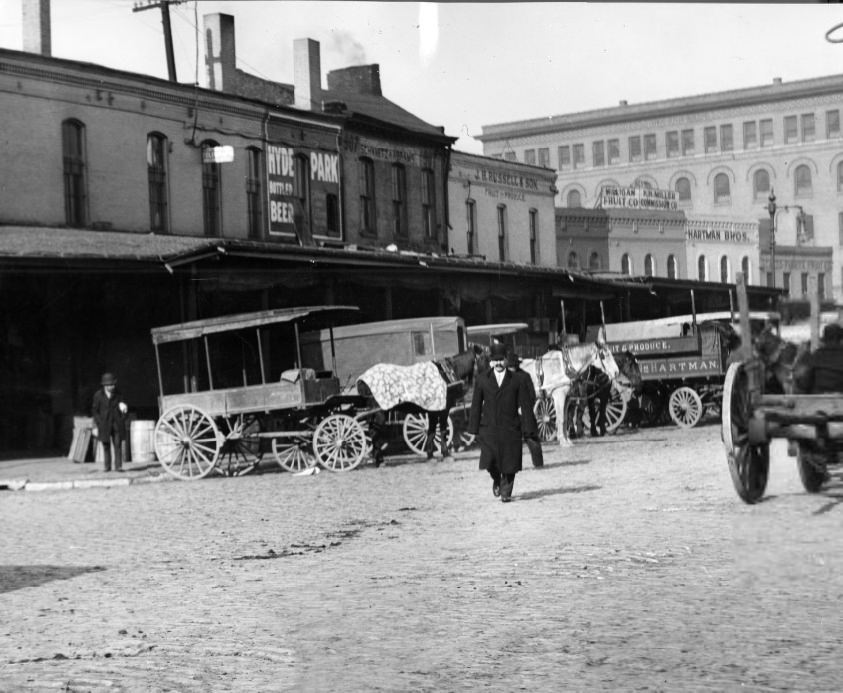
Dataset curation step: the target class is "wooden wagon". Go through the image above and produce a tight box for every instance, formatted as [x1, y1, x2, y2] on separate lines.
[150, 305, 369, 480]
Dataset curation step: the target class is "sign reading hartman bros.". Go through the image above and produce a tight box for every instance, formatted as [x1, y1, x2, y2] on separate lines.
[598, 186, 678, 211]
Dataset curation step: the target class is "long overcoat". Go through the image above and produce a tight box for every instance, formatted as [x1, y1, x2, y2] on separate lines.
[92, 388, 125, 441]
[468, 367, 538, 474]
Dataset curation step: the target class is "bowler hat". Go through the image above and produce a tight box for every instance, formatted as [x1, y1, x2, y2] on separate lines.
[101, 372, 117, 386]
[489, 342, 508, 360]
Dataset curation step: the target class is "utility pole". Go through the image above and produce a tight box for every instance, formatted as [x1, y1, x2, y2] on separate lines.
[133, 1, 185, 82]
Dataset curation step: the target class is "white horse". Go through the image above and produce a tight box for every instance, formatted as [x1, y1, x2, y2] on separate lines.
[520, 342, 620, 446]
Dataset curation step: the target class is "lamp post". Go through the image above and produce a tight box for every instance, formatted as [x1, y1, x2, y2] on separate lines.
[767, 189, 777, 288]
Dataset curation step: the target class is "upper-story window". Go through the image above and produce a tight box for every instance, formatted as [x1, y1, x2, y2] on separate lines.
[359, 157, 376, 235]
[497, 204, 507, 261]
[567, 251, 579, 270]
[704, 127, 717, 153]
[681, 129, 695, 155]
[784, 115, 798, 144]
[743, 121, 757, 149]
[466, 199, 476, 255]
[538, 148, 550, 168]
[741, 256, 751, 284]
[666, 131, 679, 158]
[293, 153, 310, 239]
[720, 255, 730, 283]
[572, 144, 585, 168]
[644, 134, 657, 160]
[760, 119, 773, 147]
[421, 167, 435, 239]
[589, 252, 601, 271]
[675, 177, 691, 202]
[827, 109, 841, 138]
[721, 124, 734, 151]
[529, 208, 538, 264]
[644, 254, 655, 277]
[607, 139, 620, 165]
[391, 164, 407, 238]
[147, 132, 168, 233]
[524, 149, 536, 165]
[201, 140, 222, 236]
[801, 113, 816, 142]
[795, 164, 812, 197]
[592, 141, 605, 167]
[837, 161, 843, 192]
[629, 135, 642, 162]
[62, 119, 87, 227]
[753, 169, 770, 200]
[714, 173, 731, 204]
[245, 146, 262, 239]
[698, 255, 708, 281]
[667, 254, 678, 280]
[567, 189, 581, 208]
[326, 193, 340, 238]
[621, 253, 632, 275]
[558, 145, 571, 170]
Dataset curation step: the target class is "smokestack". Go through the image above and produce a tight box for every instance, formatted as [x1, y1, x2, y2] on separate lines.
[204, 13, 237, 91]
[22, 0, 51, 56]
[327, 65, 382, 97]
[294, 38, 322, 111]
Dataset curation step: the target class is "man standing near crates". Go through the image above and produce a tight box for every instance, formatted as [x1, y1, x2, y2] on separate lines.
[92, 372, 128, 472]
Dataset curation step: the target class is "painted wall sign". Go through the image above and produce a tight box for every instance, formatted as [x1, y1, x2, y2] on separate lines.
[472, 167, 540, 191]
[685, 228, 755, 244]
[341, 134, 422, 165]
[638, 356, 722, 379]
[608, 336, 698, 356]
[598, 185, 677, 210]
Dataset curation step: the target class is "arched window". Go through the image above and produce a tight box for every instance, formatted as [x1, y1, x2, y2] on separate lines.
[634, 177, 653, 189]
[667, 254, 677, 279]
[837, 161, 843, 193]
[147, 132, 168, 232]
[714, 173, 730, 203]
[201, 139, 222, 236]
[392, 164, 407, 238]
[567, 250, 579, 270]
[720, 255, 729, 283]
[644, 253, 655, 277]
[588, 251, 601, 270]
[698, 255, 708, 281]
[621, 253, 632, 275]
[566, 189, 581, 208]
[741, 256, 751, 284]
[62, 119, 87, 227]
[675, 177, 691, 202]
[422, 167, 436, 238]
[795, 164, 812, 197]
[753, 169, 770, 200]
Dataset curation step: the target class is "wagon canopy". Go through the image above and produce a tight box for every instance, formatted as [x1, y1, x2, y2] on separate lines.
[151, 305, 360, 344]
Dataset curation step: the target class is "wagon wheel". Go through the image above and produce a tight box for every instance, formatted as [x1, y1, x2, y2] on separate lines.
[722, 362, 769, 504]
[312, 413, 367, 471]
[796, 442, 830, 493]
[639, 389, 665, 427]
[272, 436, 316, 473]
[533, 395, 556, 442]
[218, 414, 263, 476]
[603, 382, 628, 433]
[668, 386, 704, 428]
[154, 404, 221, 480]
[402, 412, 454, 456]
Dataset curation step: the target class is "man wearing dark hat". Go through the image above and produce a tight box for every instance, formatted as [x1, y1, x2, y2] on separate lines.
[92, 372, 128, 472]
[468, 341, 539, 502]
[794, 323, 843, 394]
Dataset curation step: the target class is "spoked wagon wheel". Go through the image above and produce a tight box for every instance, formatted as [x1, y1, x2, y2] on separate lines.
[312, 413, 367, 471]
[154, 404, 221, 480]
[402, 412, 454, 456]
[796, 442, 830, 493]
[218, 414, 263, 476]
[722, 362, 769, 504]
[669, 386, 704, 428]
[534, 395, 556, 442]
[272, 436, 317, 473]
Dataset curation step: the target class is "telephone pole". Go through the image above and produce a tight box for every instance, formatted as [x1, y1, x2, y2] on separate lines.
[132, 1, 185, 82]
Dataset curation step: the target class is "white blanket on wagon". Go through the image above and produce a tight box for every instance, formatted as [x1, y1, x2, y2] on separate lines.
[357, 361, 447, 411]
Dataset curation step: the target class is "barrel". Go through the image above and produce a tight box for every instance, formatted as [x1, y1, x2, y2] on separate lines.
[130, 420, 157, 463]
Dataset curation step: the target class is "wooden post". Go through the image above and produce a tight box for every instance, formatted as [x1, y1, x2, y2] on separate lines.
[736, 272, 751, 362]
[809, 276, 820, 350]
[560, 300, 567, 336]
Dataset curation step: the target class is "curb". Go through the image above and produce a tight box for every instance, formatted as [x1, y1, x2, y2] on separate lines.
[0, 473, 174, 492]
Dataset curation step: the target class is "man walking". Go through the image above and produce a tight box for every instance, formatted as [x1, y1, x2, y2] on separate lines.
[92, 372, 128, 472]
[468, 342, 538, 502]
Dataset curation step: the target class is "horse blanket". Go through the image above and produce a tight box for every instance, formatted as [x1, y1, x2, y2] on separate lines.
[358, 361, 447, 411]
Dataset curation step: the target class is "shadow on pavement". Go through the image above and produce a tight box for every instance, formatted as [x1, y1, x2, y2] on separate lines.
[0, 565, 106, 594]
[531, 459, 590, 470]
[517, 484, 601, 501]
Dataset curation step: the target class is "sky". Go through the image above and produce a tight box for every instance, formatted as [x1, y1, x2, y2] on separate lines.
[1, 1, 843, 154]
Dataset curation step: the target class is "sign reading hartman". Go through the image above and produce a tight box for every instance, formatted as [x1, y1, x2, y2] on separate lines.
[598, 186, 678, 211]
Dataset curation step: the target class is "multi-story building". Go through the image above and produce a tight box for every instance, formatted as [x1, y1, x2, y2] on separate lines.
[478, 75, 840, 298]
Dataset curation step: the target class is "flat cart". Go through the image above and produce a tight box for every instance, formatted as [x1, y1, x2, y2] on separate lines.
[150, 305, 369, 480]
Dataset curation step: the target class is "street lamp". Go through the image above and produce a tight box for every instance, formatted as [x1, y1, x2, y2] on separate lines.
[767, 188, 777, 288]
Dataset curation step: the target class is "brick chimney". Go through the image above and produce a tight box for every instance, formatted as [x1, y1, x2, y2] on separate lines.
[327, 65, 382, 97]
[204, 13, 237, 91]
[294, 38, 321, 111]
[22, 0, 51, 56]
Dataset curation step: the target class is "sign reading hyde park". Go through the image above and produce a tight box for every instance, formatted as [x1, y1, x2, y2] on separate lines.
[598, 185, 677, 211]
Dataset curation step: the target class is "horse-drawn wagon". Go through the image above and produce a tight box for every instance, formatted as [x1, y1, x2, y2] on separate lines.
[150, 305, 369, 479]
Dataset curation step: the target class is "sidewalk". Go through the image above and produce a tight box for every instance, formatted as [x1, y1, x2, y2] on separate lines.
[0, 454, 172, 492]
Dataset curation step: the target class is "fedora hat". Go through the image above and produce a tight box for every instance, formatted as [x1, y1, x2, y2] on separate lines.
[489, 342, 508, 361]
[101, 372, 117, 386]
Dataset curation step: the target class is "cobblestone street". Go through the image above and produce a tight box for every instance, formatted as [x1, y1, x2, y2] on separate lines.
[2, 423, 843, 691]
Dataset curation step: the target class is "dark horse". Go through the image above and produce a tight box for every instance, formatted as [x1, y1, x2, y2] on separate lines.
[570, 349, 642, 437]
[357, 345, 485, 465]
[754, 326, 809, 394]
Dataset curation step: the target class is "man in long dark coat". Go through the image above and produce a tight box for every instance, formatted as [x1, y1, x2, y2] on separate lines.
[92, 372, 128, 472]
[468, 342, 538, 502]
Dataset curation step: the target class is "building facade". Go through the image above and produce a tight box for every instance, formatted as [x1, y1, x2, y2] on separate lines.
[478, 74, 843, 297]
